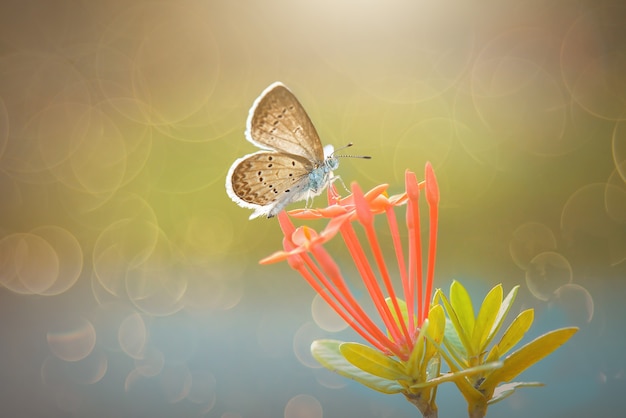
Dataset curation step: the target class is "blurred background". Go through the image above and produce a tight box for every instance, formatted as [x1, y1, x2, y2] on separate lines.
[0, 0, 625, 417]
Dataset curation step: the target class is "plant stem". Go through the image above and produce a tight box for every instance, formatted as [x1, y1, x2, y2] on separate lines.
[405, 393, 438, 418]
[468, 402, 487, 418]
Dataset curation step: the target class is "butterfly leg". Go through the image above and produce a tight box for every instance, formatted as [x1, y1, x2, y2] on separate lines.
[330, 175, 350, 194]
[304, 192, 314, 209]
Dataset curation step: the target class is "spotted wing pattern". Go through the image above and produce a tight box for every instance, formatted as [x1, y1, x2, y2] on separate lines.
[226, 151, 316, 218]
[246, 83, 324, 163]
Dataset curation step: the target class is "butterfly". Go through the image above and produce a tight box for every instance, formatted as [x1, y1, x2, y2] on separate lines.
[226, 82, 354, 219]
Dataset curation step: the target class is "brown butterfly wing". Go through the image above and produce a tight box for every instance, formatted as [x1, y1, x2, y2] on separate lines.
[246, 83, 324, 163]
[227, 151, 314, 207]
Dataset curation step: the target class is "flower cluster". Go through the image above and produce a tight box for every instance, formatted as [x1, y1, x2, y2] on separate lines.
[260, 162, 578, 418]
[261, 163, 440, 360]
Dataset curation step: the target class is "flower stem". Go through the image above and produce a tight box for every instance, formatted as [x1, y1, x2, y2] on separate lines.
[404, 392, 438, 418]
[468, 402, 487, 418]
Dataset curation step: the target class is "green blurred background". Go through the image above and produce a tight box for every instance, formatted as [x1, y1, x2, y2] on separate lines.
[0, 0, 624, 417]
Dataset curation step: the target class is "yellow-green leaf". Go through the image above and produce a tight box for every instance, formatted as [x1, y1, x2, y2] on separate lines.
[427, 304, 446, 342]
[437, 289, 473, 358]
[424, 304, 445, 360]
[340, 342, 410, 381]
[411, 361, 503, 389]
[407, 324, 426, 377]
[422, 324, 502, 400]
[482, 327, 578, 387]
[425, 356, 441, 381]
[450, 281, 475, 337]
[385, 297, 411, 338]
[488, 381, 544, 405]
[497, 309, 534, 355]
[311, 339, 403, 394]
[484, 286, 519, 347]
[442, 318, 468, 366]
[485, 343, 500, 364]
[431, 336, 484, 402]
[471, 285, 502, 354]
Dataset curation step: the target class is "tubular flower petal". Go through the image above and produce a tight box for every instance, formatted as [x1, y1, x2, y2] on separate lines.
[261, 164, 439, 361]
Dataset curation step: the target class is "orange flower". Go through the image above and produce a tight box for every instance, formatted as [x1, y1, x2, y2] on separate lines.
[261, 163, 439, 361]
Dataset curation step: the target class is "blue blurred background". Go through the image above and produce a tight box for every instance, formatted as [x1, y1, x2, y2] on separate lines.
[0, 0, 625, 417]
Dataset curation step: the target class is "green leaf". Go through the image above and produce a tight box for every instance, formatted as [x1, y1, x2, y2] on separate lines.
[488, 381, 544, 405]
[450, 281, 475, 338]
[485, 343, 500, 364]
[426, 356, 441, 381]
[482, 327, 578, 388]
[471, 285, 502, 354]
[433, 336, 484, 402]
[385, 297, 411, 338]
[340, 342, 410, 381]
[497, 309, 534, 356]
[424, 326, 505, 402]
[437, 288, 473, 359]
[424, 304, 445, 360]
[311, 339, 403, 394]
[407, 323, 426, 377]
[427, 304, 446, 342]
[484, 286, 519, 348]
[410, 361, 503, 390]
[443, 318, 467, 363]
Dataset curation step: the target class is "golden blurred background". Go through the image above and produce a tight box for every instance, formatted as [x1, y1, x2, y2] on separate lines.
[0, 0, 624, 417]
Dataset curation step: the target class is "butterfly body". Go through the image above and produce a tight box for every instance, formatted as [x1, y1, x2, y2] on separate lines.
[308, 153, 339, 190]
[226, 82, 339, 219]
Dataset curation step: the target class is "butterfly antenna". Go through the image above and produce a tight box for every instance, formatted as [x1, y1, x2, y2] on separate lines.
[333, 142, 372, 159]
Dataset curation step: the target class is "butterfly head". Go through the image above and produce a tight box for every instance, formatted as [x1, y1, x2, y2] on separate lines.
[322, 144, 339, 172]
